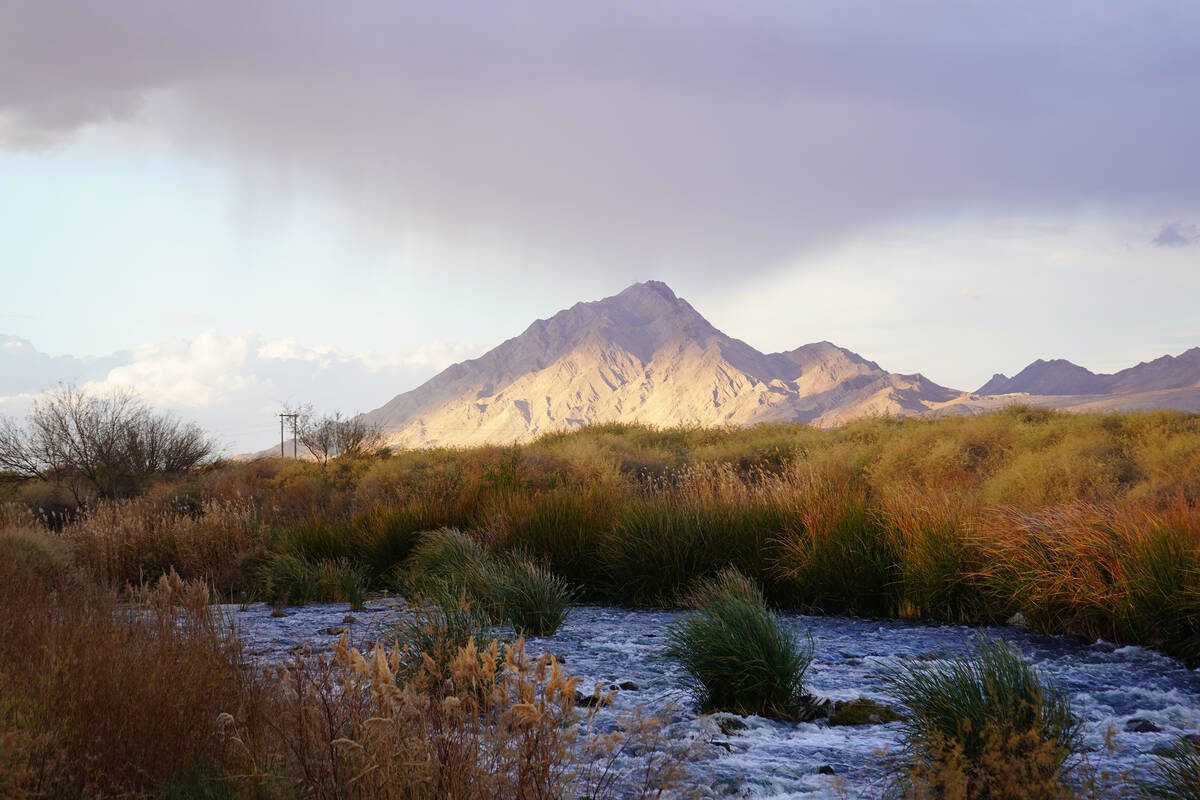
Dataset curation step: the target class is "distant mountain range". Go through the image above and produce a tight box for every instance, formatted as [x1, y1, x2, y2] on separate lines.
[977, 349, 1200, 396]
[253, 281, 1200, 454]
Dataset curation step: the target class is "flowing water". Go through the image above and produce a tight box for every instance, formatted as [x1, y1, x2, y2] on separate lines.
[227, 599, 1200, 798]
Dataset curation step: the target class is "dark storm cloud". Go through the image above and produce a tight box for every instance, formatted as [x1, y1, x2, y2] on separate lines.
[1152, 222, 1199, 247]
[2, 1, 1198, 272]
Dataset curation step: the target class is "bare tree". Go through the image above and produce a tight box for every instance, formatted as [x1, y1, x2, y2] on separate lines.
[284, 405, 387, 466]
[0, 386, 217, 501]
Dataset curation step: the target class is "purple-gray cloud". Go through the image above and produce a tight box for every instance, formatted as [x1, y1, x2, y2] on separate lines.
[2, 1, 1199, 273]
[1152, 222, 1199, 247]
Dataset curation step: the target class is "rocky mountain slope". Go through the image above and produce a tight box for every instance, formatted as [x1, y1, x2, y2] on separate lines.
[358, 281, 963, 448]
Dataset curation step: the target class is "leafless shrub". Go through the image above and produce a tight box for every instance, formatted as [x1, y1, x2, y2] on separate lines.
[0, 385, 217, 501]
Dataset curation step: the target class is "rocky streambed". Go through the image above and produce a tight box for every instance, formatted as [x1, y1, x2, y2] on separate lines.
[225, 599, 1200, 798]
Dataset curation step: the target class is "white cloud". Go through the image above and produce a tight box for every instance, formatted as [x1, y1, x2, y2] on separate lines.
[0, 331, 481, 454]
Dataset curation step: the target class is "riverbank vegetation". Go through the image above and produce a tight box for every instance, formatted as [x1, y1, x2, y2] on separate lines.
[8, 406, 1200, 657]
[5, 406, 1200, 797]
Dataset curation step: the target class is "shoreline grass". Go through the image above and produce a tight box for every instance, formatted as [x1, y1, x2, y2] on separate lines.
[663, 568, 812, 719]
[885, 636, 1083, 799]
[5, 408, 1200, 660]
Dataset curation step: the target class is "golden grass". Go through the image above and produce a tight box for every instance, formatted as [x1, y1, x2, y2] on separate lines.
[59, 497, 262, 591]
[220, 635, 693, 799]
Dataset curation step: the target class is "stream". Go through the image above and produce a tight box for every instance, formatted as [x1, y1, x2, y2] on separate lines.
[225, 599, 1200, 798]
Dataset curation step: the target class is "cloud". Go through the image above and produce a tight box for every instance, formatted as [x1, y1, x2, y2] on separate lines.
[1152, 222, 1199, 247]
[0, 335, 125, 394]
[2, 2, 1198, 274]
[0, 331, 481, 454]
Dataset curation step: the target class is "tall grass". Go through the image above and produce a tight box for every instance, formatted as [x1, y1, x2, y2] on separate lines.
[772, 478, 899, 615]
[883, 490, 986, 622]
[976, 502, 1200, 661]
[0, 563, 270, 797]
[257, 553, 367, 607]
[403, 528, 577, 634]
[662, 568, 812, 719]
[1140, 737, 1200, 800]
[885, 636, 1081, 799]
[506, 487, 611, 590]
[9, 410, 1200, 659]
[604, 466, 795, 605]
[59, 498, 262, 592]
[0, 544, 691, 799]
[497, 560, 575, 635]
[218, 636, 695, 799]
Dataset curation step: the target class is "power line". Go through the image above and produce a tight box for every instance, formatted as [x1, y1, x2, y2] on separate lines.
[278, 413, 299, 458]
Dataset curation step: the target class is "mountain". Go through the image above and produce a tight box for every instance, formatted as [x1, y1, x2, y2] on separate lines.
[358, 281, 963, 448]
[978, 348, 1200, 396]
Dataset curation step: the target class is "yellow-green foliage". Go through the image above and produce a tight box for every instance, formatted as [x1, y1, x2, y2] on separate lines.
[9, 409, 1200, 657]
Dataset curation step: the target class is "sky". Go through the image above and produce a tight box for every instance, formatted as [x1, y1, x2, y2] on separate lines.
[1, 1, 1198, 453]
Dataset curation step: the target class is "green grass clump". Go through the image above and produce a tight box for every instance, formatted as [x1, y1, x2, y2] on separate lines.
[403, 528, 503, 614]
[772, 484, 899, 616]
[257, 553, 367, 607]
[1140, 737, 1200, 799]
[349, 505, 429, 582]
[389, 595, 494, 684]
[496, 560, 575, 636]
[604, 492, 784, 606]
[662, 569, 811, 719]
[885, 636, 1081, 799]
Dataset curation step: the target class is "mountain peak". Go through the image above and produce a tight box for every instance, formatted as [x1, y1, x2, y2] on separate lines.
[617, 280, 677, 302]
[352, 281, 961, 447]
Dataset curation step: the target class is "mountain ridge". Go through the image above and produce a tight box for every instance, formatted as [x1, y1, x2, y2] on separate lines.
[356, 281, 964, 448]
[977, 348, 1200, 396]
[243, 281, 1200, 456]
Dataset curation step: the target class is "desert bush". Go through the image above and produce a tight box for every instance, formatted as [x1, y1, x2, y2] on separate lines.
[1140, 736, 1200, 800]
[885, 636, 1081, 799]
[496, 559, 575, 636]
[662, 568, 812, 719]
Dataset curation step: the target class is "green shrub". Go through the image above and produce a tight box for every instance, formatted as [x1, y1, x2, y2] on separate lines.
[1140, 737, 1200, 800]
[662, 570, 811, 719]
[496, 560, 575, 636]
[885, 636, 1081, 799]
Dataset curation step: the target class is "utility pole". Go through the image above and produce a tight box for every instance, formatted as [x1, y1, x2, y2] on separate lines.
[279, 413, 299, 458]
